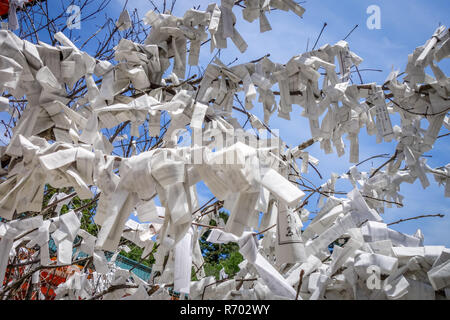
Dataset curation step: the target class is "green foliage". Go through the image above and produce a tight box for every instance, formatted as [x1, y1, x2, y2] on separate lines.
[42, 185, 99, 238]
[199, 210, 243, 280]
[43, 185, 241, 278]
[221, 251, 243, 276]
[203, 262, 223, 279]
[119, 243, 156, 267]
[42, 184, 158, 268]
[191, 266, 199, 282]
[71, 195, 99, 237]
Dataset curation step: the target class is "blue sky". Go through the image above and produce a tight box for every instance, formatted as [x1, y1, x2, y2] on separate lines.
[59, 0, 450, 247]
[2, 1, 449, 246]
[114, 0, 449, 246]
[152, 0, 449, 246]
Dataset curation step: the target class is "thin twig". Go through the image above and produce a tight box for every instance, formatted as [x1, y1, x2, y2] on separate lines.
[89, 284, 139, 300]
[369, 150, 400, 178]
[192, 222, 223, 229]
[347, 153, 390, 174]
[312, 23, 327, 50]
[387, 214, 445, 226]
[254, 224, 276, 236]
[1, 256, 92, 298]
[343, 24, 358, 41]
[41, 192, 77, 213]
[295, 269, 305, 300]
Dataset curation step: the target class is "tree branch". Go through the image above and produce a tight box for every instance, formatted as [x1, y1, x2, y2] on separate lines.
[387, 214, 445, 226]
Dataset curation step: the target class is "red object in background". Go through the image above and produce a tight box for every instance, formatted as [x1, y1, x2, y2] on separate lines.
[0, 0, 36, 18]
[3, 256, 86, 300]
[0, 0, 10, 17]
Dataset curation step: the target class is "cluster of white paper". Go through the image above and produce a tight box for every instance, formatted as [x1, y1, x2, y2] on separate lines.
[0, 1, 449, 300]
